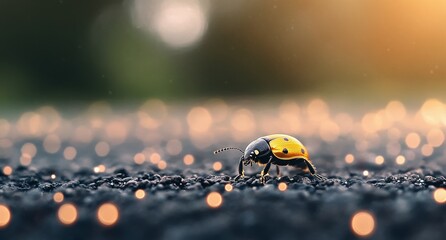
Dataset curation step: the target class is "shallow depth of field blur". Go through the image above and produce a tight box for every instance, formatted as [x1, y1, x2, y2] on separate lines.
[3, 0, 446, 106]
[3, 1, 446, 168]
[3, 0, 446, 173]
[3, 2, 446, 239]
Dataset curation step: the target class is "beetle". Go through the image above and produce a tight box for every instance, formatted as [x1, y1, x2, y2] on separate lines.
[214, 134, 325, 183]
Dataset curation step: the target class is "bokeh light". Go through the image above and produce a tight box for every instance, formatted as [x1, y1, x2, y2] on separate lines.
[95, 142, 110, 157]
[351, 211, 375, 237]
[53, 192, 64, 203]
[135, 189, 146, 200]
[187, 107, 212, 133]
[58, 203, 77, 225]
[362, 170, 369, 177]
[405, 133, 421, 149]
[63, 146, 77, 161]
[206, 192, 223, 208]
[345, 154, 355, 164]
[396, 155, 406, 165]
[224, 184, 233, 192]
[0, 204, 11, 228]
[94, 164, 106, 173]
[2, 166, 12, 176]
[157, 160, 167, 170]
[97, 203, 119, 227]
[183, 154, 195, 165]
[375, 156, 385, 165]
[212, 161, 222, 171]
[21, 143, 37, 158]
[433, 188, 446, 204]
[43, 134, 61, 154]
[133, 153, 146, 165]
[131, 0, 209, 48]
[278, 182, 287, 191]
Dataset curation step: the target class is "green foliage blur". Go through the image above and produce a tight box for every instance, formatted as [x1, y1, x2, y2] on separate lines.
[2, 0, 446, 105]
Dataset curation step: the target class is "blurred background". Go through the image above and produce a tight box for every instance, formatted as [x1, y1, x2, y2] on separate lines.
[2, 0, 446, 106]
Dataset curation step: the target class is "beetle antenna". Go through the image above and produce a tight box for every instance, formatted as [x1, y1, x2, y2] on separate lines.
[213, 147, 244, 155]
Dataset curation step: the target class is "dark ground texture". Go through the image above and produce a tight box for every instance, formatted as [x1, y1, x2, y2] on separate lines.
[1, 100, 446, 240]
[1, 148, 446, 240]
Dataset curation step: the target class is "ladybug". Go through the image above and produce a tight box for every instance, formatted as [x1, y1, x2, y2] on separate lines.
[214, 134, 325, 183]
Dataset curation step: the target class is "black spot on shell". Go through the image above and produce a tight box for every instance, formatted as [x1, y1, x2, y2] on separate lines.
[284, 138, 289, 141]
[282, 148, 288, 154]
[301, 149, 305, 154]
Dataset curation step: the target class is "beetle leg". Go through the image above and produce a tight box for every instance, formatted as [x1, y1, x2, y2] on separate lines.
[304, 160, 327, 181]
[260, 157, 273, 184]
[304, 160, 316, 175]
[276, 165, 281, 178]
[234, 156, 245, 181]
[314, 174, 327, 181]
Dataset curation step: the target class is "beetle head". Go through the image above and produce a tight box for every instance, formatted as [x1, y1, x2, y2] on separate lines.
[243, 138, 270, 162]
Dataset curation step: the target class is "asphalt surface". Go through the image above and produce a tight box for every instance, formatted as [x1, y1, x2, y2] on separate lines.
[1, 101, 446, 240]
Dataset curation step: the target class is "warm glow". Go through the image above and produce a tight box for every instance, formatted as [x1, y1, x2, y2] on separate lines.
[420, 99, 445, 125]
[51, 174, 56, 180]
[319, 120, 340, 142]
[187, 107, 212, 133]
[135, 189, 146, 199]
[433, 188, 446, 204]
[137, 99, 167, 129]
[361, 113, 382, 133]
[2, 166, 12, 176]
[278, 182, 288, 191]
[363, 170, 369, 177]
[132, 0, 208, 48]
[212, 161, 222, 171]
[95, 142, 110, 157]
[0, 204, 11, 228]
[133, 153, 146, 165]
[351, 211, 375, 237]
[20, 154, 32, 166]
[166, 139, 182, 155]
[157, 160, 167, 170]
[43, 134, 61, 154]
[345, 154, 355, 164]
[385, 101, 406, 121]
[183, 154, 195, 165]
[405, 132, 421, 149]
[396, 155, 406, 165]
[58, 203, 78, 225]
[53, 192, 64, 203]
[105, 120, 128, 145]
[231, 109, 255, 133]
[74, 126, 93, 143]
[375, 155, 385, 165]
[307, 99, 329, 121]
[386, 142, 401, 156]
[206, 192, 223, 208]
[63, 146, 77, 160]
[224, 184, 233, 192]
[421, 144, 434, 157]
[150, 153, 161, 164]
[94, 164, 106, 173]
[426, 128, 445, 147]
[21, 143, 37, 158]
[97, 203, 119, 226]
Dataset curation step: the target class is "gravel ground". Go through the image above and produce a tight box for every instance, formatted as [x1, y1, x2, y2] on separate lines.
[1, 147, 446, 240]
[1, 100, 446, 240]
